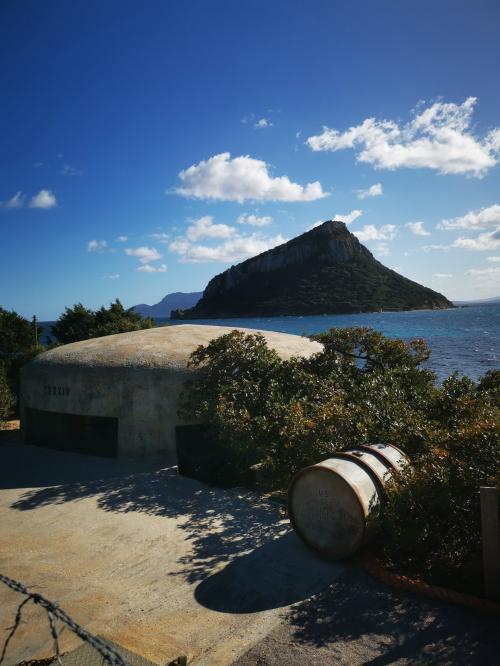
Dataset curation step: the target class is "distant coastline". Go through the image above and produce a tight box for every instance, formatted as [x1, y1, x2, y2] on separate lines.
[39, 302, 499, 382]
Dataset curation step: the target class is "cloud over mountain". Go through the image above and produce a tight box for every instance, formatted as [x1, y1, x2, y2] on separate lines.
[353, 224, 397, 242]
[174, 152, 328, 202]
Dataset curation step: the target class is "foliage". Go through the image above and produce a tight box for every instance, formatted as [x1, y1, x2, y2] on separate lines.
[50, 299, 154, 344]
[0, 365, 14, 422]
[180, 327, 438, 487]
[0, 307, 44, 410]
[180, 327, 499, 595]
[0, 307, 41, 366]
[377, 373, 500, 594]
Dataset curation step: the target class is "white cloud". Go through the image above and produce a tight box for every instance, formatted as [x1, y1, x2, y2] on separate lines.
[125, 246, 163, 263]
[149, 232, 170, 242]
[115, 235, 128, 242]
[375, 244, 390, 257]
[487, 256, 500, 262]
[452, 228, 500, 251]
[237, 213, 273, 227]
[2, 189, 57, 209]
[306, 220, 323, 231]
[5, 191, 25, 209]
[465, 266, 500, 280]
[406, 221, 430, 236]
[306, 212, 363, 229]
[169, 239, 191, 255]
[353, 224, 397, 242]
[422, 244, 450, 252]
[186, 215, 236, 241]
[104, 273, 120, 279]
[60, 163, 83, 176]
[434, 273, 453, 278]
[174, 152, 328, 202]
[87, 240, 107, 253]
[335, 210, 363, 225]
[437, 204, 500, 230]
[169, 233, 286, 264]
[29, 189, 57, 209]
[136, 263, 167, 273]
[254, 118, 273, 129]
[357, 183, 383, 199]
[306, 97, 500, 177]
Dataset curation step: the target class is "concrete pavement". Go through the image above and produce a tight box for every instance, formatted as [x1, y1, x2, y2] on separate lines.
[0, 436, 343, 665]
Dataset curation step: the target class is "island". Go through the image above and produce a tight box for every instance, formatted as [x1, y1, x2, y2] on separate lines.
[171, 220, 453, 318]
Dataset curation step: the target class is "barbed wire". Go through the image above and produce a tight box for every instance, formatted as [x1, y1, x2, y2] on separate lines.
[0, 573, 128, 666]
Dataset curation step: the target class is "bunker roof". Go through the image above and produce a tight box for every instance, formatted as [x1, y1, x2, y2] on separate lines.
[30, 324, 322, 370]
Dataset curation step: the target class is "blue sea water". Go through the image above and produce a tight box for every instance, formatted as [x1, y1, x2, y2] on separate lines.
[41, 303, 499, 382]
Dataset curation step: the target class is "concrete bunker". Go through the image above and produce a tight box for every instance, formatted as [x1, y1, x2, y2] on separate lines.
[21, 324, 321, 462]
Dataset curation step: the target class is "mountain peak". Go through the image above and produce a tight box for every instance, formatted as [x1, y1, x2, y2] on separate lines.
[172, 220, 453, 318]
[310, 219, 348, 232]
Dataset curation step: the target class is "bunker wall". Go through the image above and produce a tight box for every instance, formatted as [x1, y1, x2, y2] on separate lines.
[20, 363, 192, 461]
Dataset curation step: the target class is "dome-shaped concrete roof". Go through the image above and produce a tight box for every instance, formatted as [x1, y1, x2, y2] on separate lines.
[30, 324, 322, 370]
[21, 325, 322, 462]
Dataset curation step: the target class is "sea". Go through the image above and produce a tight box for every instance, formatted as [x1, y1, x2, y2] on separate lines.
[40, 303, 499, 383]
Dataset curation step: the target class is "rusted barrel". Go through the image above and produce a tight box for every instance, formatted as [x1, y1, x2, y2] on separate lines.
[288, 443, 408, 559]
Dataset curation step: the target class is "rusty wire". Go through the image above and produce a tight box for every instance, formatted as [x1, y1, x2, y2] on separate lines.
[0, 573, 128, 666]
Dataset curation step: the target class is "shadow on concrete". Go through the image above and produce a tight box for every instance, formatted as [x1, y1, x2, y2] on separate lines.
[4, 446, 343, 602]
[0, 442, 162, 489]
[195, 531, 342, 613]
[269, 568, 499, 665]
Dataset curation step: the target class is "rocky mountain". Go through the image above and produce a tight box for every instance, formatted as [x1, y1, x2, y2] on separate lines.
[132, 291, 202, 318]
[171, 220, 453, 318]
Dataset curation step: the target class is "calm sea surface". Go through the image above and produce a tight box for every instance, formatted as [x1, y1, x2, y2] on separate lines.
[41, 303, 499, 382]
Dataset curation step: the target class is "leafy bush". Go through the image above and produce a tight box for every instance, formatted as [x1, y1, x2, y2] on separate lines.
[0, 365, 14, 422]
[377, 373, 500, 595]
[0, 307, 41, 366]
[0, 307, 44, 410]
[180, 328, 499, 595]
[50, 299, 154, 344]
[179, 327, 438, 488]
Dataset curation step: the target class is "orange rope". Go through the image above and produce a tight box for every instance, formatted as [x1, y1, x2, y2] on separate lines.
[357, 553, 500, 616]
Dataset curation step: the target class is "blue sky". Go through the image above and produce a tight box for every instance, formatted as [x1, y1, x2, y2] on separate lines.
[1, 0, 499, 319]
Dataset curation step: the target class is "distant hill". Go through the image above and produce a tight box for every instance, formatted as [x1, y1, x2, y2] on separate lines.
[454, 296, 500, 305]
[132, 291, 202, 318]
[172, 220, 453, 319]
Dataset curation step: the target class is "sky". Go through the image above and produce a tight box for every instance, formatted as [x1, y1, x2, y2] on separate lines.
[1, 0, 499, 320]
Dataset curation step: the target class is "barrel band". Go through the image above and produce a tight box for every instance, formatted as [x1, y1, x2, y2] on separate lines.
[357, 444, 403, 471]
[332, 451, 386, 498]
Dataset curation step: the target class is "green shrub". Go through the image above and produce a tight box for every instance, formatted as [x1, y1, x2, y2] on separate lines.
[376, 373, 500, 595]
[0, 365, 14, 422]
[50, 299, 154, 344]
[0, 307, 44, 410]
[180, 328, 499, 595]
[179, 327, 438, 488]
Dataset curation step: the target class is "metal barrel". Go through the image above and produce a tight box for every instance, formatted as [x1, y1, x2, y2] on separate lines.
[288, 443, 408, 560]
